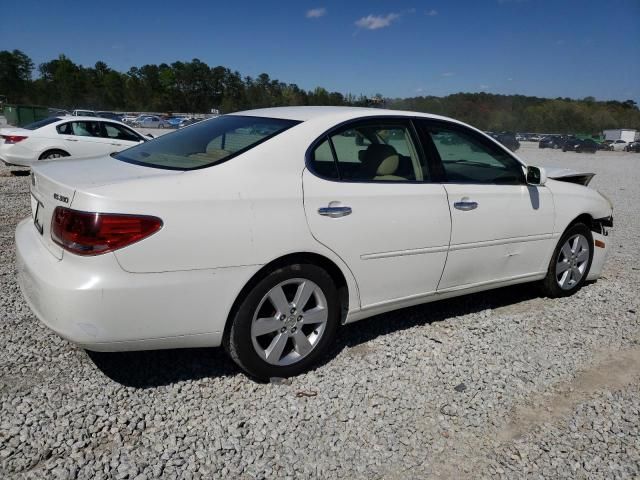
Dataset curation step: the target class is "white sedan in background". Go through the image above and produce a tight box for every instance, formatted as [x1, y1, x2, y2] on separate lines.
[610, 139, 629, 151]
[16, 107, 613, 379]
[0, 116, 149, 167]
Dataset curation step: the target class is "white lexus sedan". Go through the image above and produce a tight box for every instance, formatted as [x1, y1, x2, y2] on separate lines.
[16, 107, 613, 379]
[0, 116, 149, 167]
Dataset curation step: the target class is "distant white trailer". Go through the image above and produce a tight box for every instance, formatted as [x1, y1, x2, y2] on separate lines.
[603, 129, 639, 142]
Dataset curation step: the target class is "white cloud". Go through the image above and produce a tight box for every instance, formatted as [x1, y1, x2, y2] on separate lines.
[441, 72, 454, 77]
[479, 84, 490, 89]
[426, 9, 438, 16]
[355, 13, 400, 30]
[507, 77, 513, 81]
[306, 8, 326, 19]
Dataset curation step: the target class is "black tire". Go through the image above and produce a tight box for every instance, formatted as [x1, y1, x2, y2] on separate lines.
[541, 223, 593, 298]
[224, 263, 340, 380]
[39, 149, 70, 160]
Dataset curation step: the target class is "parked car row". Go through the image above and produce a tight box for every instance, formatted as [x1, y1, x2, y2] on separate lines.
[124, 114, 204, 129]
[484, 132, 520, 152]
[44, 110, 208, 130]
[537, 135, 639, 153]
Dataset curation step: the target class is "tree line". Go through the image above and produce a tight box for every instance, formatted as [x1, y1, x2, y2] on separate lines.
[1, 49, 638, 134]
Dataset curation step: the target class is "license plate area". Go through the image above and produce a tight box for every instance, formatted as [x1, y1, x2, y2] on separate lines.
[32, 195, 44, 234]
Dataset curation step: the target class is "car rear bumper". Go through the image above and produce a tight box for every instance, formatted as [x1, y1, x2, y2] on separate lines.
[0, 143, 39, 166]
[15, 218, 259, 351]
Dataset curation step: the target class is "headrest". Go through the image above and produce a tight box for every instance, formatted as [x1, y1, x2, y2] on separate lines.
[363, 144, 399, 176]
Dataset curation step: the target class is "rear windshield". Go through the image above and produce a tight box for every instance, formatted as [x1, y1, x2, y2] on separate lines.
[115, 115, 299, 170]
[24, 117, 61, 130]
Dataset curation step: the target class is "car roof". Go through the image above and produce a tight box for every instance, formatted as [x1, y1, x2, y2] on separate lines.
[230, 106, 525, 165]
[55, 116, 131, 124]
[232, 106, 457, 123]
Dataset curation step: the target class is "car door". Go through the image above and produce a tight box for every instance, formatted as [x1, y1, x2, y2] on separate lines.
[415, 120, 555, 291]
[303, 118, 451, 308]
[100, 122, 145, 152]
[55, 120, 108, 158]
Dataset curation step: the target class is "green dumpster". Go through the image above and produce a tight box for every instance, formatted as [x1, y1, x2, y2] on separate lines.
[3, 104, 50, 127]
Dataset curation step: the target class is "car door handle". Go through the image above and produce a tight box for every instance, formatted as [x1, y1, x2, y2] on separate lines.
[318, 206, 352, 218]
[453, 200, 478, 211]
[65, 138, 78, 142]
[110, 142, 122, 146]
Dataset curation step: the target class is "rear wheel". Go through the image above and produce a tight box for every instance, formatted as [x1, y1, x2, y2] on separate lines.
[39, 149, 69, 160]
[541, 223, 593, 297]
[225, 264, 340, 379]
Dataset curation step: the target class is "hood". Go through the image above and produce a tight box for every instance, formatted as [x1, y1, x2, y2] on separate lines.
[544, 166, 595, 186]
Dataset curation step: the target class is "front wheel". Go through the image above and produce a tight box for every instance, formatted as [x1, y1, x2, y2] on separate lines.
[225, 264, 340, 379]
[541, 223, 593, 297]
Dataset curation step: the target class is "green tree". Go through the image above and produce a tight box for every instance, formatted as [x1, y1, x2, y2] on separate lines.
[0, 49, 34, 103]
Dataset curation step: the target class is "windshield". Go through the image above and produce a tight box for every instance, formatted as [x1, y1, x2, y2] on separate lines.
[24, 117, 61, 130]
[115, 115, 300, 170]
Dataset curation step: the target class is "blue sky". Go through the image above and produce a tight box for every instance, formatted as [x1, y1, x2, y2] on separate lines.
[2, 0, 639, 102]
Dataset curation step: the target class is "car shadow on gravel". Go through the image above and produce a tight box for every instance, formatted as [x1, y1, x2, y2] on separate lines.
[86, 283, 549, 388]
[86, 346, 240, 388]
[323, 283, 551, 364]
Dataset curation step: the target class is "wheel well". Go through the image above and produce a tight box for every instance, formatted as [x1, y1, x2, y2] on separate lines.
[39, 149, 69, 160]
[223, 253, 350, 342]
[569, 213, 592, 229]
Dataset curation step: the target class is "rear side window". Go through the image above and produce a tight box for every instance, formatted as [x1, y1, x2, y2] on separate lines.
[115, 115, 299, 170]
[310, 121, 427, 182]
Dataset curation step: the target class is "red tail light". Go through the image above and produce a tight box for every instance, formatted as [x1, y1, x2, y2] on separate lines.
[2, 135, 28, 144]
[51, 207, 163, 256]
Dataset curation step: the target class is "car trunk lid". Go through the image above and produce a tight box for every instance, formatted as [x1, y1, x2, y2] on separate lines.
[30, 156, 180, 259]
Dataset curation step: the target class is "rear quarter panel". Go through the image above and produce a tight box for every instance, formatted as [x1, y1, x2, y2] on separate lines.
[69, 120, 360, 301]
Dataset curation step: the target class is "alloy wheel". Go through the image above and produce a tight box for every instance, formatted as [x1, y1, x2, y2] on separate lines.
[250, 278, 329, 366]
[555, 234, 590, 290]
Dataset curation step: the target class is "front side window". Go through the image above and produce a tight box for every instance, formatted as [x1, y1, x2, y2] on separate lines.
[115, 115, 299, 170]
[422, 122, 524, 184]
[102, 123, 141, 142]
[57, 121, 102, 137]
[310, 120, 427, 182]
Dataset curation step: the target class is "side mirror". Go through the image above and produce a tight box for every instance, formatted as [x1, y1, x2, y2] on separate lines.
[146, 134, 154, 139]
[526, 165, 547, 186]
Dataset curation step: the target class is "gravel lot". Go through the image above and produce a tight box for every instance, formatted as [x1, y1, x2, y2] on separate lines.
[1, 143, 639, 479]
